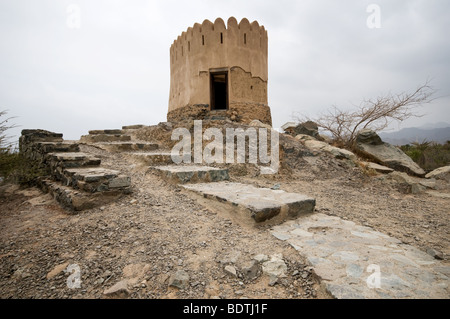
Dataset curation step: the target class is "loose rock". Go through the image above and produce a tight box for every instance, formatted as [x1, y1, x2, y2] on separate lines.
[168, 270, 190, 290]
[262, 254, 287, 279]
[103, 280, 130, 298]
[224, 265, 238, 278]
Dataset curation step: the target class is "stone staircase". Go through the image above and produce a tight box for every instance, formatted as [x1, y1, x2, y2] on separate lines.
[80, 129, 159, 153]
[80, 127, 177, 169]
[19, 130, 131, 212]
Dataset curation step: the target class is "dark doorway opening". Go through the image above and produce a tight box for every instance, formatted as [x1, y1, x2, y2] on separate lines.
[210, 71, 228, 110]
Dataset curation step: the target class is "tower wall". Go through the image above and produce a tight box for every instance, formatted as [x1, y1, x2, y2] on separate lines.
[167, 17, 272, 125]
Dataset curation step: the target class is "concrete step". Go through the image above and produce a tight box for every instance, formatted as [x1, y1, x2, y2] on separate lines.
[92, 142, 159, 153]
[39, 178, 129, 212]
[182, 182, 316, 223]
[125, 151, 174, 165]
[61, 167, 131, 193]
[47, 152, 101, 168]
[150, 165, 229, 184]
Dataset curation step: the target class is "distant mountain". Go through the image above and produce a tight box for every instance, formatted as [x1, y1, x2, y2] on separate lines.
[418, 122, 450, 130]
[379, 126, 450, 145]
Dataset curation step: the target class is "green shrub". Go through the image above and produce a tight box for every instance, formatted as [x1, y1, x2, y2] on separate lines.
[401, 141, 450, 171]
[0, 149, 45, 186]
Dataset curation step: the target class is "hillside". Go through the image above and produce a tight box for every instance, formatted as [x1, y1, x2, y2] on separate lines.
[1, 122, 449, 300]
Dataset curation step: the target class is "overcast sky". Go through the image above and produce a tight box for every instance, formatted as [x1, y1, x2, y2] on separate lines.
[1, 0, 449, 141]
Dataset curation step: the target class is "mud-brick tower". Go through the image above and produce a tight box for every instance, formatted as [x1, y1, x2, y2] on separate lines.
[167, 17, 272, 126]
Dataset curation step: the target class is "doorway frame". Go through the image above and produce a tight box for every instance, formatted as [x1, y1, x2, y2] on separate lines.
[209, 68, 229, 111]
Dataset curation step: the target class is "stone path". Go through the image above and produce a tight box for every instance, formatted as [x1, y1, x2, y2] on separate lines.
[270, 213, 450, 299]
[182, 182, 316, 223]
[73, 125, 450, 298]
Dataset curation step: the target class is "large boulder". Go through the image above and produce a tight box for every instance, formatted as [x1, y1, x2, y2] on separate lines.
[283, 121, 321, 139]
[426, 166, 450, 182]
[385, 171, 436, 194]
[293, 121, 320, 138]
[355, 129, 426, 177]
[296, 135, 357, 162]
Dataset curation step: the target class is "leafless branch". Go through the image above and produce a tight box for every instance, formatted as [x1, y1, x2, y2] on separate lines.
[293, 81, 435, 148]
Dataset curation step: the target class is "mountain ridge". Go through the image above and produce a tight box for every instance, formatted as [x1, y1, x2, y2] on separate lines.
[379, 126, 450, 145]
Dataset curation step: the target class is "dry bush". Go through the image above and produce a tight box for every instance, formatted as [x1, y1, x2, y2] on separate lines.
[294, 81, 435, 148]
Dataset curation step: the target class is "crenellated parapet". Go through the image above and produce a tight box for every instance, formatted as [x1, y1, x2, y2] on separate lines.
[168, 17, 271, 126]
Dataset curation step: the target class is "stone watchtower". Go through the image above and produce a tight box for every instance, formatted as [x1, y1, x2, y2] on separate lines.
[167, 17, 272, 126]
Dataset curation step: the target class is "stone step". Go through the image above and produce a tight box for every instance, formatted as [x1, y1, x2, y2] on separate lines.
[125, 152, 174, 165]
[80, 134, 132, 143]
[150, 165, 229, 184]
[182, 182, 316, 223]
[61, 167, 131, 193]
[47, 152, 101, 168]
[38, 178, 129, 212]
[270, 214, 450, 299]
[92, 142, 159, 153]
[122, 125, 147, 130]
[20, 130, 64, 143]
[89, 129, 124, 135]
[35, 141, 80, 154]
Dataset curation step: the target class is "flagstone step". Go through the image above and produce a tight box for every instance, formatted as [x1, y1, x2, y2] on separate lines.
[270, 214, 450, 299]
[150, 165, 229, 184]
[182, 182, 316, 223]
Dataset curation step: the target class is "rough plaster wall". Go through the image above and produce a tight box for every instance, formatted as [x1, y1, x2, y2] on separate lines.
[230, 66, 267, 104]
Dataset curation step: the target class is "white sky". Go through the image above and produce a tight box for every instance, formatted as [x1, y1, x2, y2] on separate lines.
[1, 0, 449, 141]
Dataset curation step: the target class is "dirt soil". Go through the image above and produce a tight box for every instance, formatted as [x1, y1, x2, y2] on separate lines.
[0, 129, 448, 299]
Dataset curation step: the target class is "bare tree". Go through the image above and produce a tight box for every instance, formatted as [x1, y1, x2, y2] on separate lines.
[0, 110, 17, 151]
[293, 81, 436, 148]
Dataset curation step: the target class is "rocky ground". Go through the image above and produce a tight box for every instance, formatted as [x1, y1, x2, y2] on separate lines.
[0, 144, 328, 299]
[0, 131, 448, 299]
